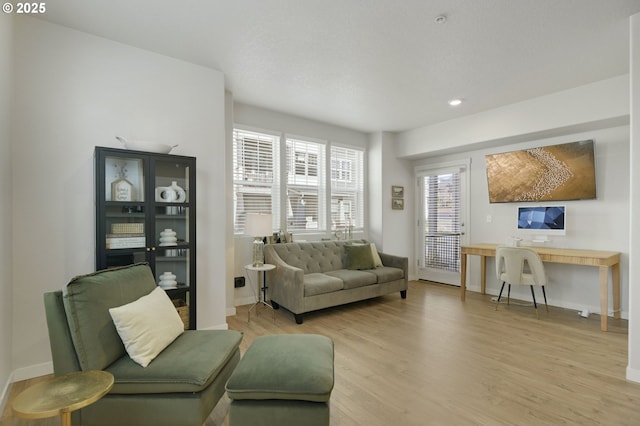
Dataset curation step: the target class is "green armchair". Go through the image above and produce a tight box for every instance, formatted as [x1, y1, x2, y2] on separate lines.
[43, 263, 242, 426]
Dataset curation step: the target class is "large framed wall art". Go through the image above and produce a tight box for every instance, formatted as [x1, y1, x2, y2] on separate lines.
[485, 140, 596, 203]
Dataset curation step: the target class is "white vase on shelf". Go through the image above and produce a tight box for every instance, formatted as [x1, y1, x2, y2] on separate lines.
[159, 229, 178, 246]
[155, 181, 186, 203]
[158, 272, 177, 289]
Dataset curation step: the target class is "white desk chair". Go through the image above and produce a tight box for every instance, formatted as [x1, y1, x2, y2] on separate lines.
[495, 246, 548, 318]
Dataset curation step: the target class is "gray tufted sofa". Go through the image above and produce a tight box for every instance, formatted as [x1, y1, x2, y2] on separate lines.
[264, 240, 408, 324]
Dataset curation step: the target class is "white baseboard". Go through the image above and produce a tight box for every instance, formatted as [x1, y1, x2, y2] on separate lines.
[13, 361, 53, 382]
[466, 284, 629, 319]
[235, 295, 257, 306]
[198, 322, 229, 331]
[627, 366, 640, 383]
[226, 306, 237, 317]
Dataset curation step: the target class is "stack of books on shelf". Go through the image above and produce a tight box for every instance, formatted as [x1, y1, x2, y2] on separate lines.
[107, 223, 145, 249]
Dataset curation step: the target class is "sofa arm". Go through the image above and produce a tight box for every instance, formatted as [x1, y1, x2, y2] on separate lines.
[265, 246, 305, 313]
[378, 252, 408, 280]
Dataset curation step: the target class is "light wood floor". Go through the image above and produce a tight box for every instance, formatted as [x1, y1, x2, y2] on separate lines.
[3, 281, 639, 425]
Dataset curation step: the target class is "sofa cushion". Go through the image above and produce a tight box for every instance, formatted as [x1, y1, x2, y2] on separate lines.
[345, 244, 375, 270]
[109, 287, 184, 367]
[106, 330, 243, 394]
[370, 243, 383, 267]
[64, 263, 157, 371]
[325, 269, 377, 290]
[270, 242, 346, 274]
[367, 266, 404, 283]
[226, 334, 334, 402]
[304, 273, 344, 297]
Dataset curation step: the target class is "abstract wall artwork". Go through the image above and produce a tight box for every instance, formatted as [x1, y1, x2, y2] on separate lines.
[485, 140, 596, 203]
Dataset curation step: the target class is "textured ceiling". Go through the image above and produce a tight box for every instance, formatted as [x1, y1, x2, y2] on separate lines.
[34, 0, 640, 133]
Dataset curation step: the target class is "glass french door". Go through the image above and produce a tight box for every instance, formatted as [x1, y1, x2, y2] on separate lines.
[417, 165, 468, 285]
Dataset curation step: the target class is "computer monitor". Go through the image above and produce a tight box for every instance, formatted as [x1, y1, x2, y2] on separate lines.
[517, 205, 566, 237]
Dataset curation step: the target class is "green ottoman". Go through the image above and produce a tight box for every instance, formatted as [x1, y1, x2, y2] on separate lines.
[226, 334, 334, 426]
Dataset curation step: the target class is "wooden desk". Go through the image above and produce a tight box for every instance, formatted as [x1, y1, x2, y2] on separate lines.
[460, 243, 621, 331]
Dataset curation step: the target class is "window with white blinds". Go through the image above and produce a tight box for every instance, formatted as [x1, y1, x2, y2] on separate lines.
[286, 137, 326, 232]
[330, 146, 364, 231]
[233, 127, 365, 235]
[232, 129, 279, 233]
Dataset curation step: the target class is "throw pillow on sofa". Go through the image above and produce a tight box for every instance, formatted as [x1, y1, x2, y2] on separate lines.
[370, 243, 383, 267]
[345, 244, 375, 270]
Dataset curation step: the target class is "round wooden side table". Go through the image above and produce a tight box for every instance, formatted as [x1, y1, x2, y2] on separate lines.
[12, 370, 114, 426]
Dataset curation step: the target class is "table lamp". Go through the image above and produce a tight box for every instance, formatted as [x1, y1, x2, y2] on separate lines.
[245, 213, 272, 267]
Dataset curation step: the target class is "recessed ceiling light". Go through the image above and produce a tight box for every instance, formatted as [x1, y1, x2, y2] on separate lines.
[448, 98, 463, 106]
[434, 15, 447, 24]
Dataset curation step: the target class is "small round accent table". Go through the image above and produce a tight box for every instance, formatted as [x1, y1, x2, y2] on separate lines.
[245, 263, 276, 322]
[12, 370, 114, 426]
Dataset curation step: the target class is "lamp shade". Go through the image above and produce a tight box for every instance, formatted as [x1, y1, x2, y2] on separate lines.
[245, 213, 272, 237]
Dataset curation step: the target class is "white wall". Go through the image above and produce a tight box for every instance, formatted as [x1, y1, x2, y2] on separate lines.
[231, 103, 368, 306]
[224, 91, 236, 315]
[234, 103, 369, 149]
[368, 132, 414, 275]
[396, 75, 629, 158]
[414, 126, 629, 315]
[10, 17, 227, 379]
[627, 12, 640, 382]
[0, 12, 14, 406]
[368, 132, 383, 245]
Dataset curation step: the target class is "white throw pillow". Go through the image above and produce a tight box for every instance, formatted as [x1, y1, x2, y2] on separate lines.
[371, 243, 383, 267]
[109, 286, 184, 367]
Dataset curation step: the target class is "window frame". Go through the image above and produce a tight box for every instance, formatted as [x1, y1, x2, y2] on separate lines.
[285, 135, 327, 234]
[329, 143, 365, 233]
[232, 127, 280, 234]
[232, 126, 366, 237]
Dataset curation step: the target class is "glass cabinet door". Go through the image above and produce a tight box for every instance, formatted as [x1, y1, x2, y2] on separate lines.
[95, 147, 196, 329]
[153, 159, 193, 295]
[102, 154, 148, 268]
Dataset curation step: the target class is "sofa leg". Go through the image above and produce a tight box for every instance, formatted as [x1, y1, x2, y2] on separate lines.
[294, 314, 304, 324]
[400, 290, 407, 299]
[271, 301, 280, 309]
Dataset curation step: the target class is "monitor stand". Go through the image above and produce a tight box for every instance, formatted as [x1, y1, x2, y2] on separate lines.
[531, 235, 550, 246]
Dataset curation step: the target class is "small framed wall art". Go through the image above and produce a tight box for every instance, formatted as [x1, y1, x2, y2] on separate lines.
[392, 198, 404, 210]
[391, 185, 404, 198]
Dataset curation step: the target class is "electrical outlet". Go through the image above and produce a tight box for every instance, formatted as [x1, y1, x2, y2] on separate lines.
[486, 215, 492, 223]
[234, 276, 245, 288]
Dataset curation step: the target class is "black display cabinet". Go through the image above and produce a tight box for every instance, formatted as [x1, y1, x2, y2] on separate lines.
[95, 146, 196, 329]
